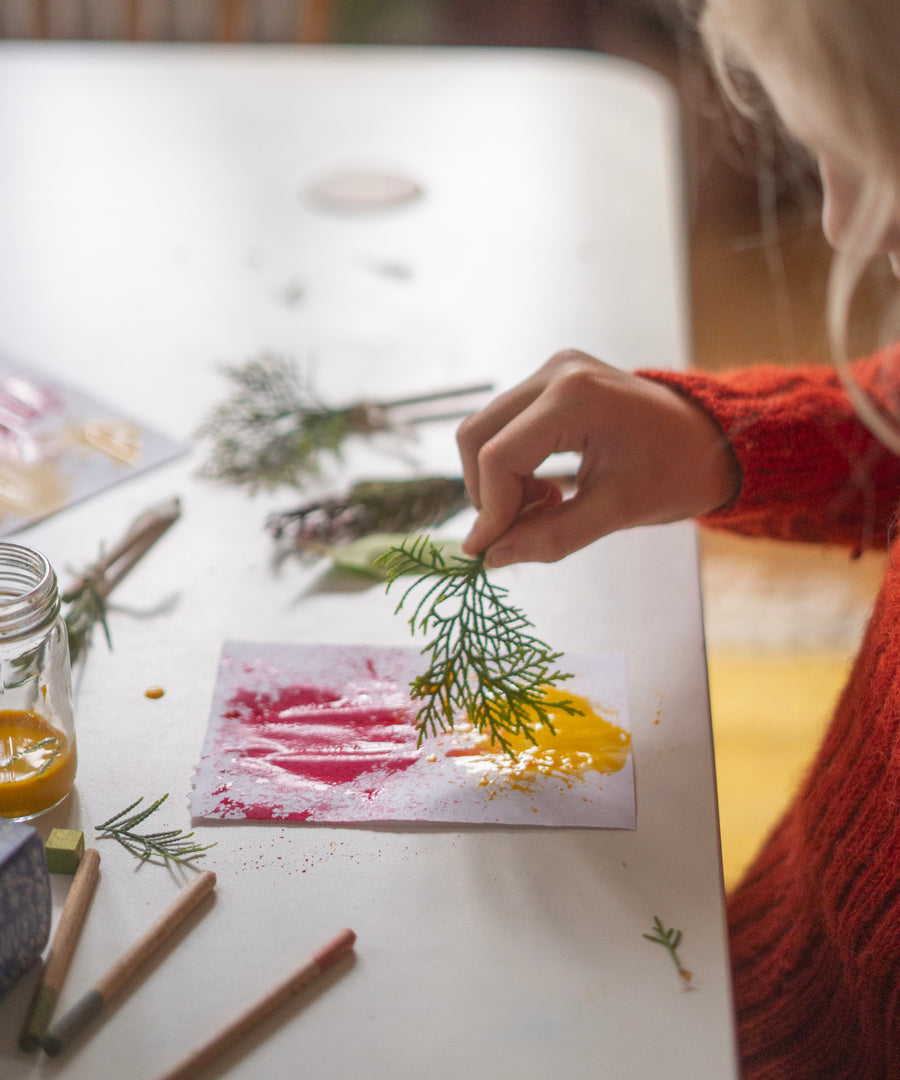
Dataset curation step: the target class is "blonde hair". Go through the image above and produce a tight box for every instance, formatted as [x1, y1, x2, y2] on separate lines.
[699, 0, 900, 452]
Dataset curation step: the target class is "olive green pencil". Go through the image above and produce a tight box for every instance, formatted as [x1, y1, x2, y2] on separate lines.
[19, 848, 101, 1051]
[42, 870, 216, 1056]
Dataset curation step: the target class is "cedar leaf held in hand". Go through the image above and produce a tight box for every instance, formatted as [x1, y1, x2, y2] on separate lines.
[380, 535, 577, 755]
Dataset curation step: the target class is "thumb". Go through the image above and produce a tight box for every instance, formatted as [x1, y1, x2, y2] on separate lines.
[463, 476, 563, 557]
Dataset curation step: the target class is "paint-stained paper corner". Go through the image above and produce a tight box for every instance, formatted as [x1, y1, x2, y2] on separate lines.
[0, 359, 185, 535]
[190, 641, 635, 828]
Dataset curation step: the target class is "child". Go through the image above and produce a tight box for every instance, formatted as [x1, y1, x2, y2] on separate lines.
[457, 3, 900, 1078]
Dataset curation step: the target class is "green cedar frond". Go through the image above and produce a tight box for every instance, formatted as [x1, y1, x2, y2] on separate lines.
[198, 356, 494, 494]
[380, 536, 577, 755]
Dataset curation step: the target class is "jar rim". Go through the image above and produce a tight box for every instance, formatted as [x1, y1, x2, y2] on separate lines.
[0, 542, 60, 641]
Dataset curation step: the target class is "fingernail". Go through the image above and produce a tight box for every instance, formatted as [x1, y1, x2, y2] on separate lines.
[484, 545, 513, 569]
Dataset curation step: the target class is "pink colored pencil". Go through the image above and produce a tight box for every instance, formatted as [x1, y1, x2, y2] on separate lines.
[156, 928, 357, 1080]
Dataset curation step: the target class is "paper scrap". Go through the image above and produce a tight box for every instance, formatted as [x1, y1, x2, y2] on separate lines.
[0, 360, 184, 535]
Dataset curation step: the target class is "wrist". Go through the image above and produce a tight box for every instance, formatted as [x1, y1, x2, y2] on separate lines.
[637, 371, 742, 515]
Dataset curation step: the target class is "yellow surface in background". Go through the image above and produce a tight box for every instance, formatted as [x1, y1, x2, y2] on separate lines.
[708, 650, 852, 890]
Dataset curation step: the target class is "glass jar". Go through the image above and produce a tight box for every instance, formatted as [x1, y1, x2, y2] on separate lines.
[0, 543, 77, 820]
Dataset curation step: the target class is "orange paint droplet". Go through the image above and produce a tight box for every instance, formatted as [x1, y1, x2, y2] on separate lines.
[145, 686, 165, 699]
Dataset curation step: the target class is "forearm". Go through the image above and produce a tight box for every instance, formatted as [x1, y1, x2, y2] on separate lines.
[642, 350, 900, 551]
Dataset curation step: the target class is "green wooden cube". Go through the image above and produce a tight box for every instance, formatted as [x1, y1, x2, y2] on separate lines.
[44, 829, 84, 874]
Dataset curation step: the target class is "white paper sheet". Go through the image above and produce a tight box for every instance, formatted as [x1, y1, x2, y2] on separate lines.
[191, 641, 635, 828]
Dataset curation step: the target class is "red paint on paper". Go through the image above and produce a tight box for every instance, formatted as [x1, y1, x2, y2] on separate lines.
[206, 678, 420, 820]
[222, 682, 419, 786]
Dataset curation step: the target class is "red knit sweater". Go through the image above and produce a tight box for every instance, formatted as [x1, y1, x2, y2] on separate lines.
[648, 348, 900, 1080]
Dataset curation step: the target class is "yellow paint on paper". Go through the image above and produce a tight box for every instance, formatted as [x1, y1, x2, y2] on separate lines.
[451, 687, 630, 795]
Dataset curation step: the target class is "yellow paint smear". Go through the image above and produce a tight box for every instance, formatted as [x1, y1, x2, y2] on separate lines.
[81, 419, 143, 465]
[452, 687, 630, 795]
[0, 462, 70, 516]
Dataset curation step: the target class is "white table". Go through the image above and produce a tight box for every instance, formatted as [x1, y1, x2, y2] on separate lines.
[0, 43, 738, 1079]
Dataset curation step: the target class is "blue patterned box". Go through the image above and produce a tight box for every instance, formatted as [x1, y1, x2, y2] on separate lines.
[0, 820, 51, 996]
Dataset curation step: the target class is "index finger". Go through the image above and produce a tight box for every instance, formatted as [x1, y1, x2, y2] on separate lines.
[462, 393, 578, 554]
[456, 374, 549, 509]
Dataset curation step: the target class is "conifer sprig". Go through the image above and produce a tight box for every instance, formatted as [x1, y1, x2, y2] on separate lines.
[381, 536, 577, 755]
[1, 737, 61, 779]
[95, 795, 215, 865]
[196, 355, 362, 491]
[197, 354, 494, 493]
[643, 916, 693, 984]
[267, 476, 469, 547]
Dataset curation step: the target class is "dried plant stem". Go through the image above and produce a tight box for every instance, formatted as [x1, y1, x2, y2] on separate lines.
[63, 497, 181, 661]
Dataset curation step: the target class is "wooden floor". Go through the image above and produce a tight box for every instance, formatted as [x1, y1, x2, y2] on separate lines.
[700, 531, 884, 886]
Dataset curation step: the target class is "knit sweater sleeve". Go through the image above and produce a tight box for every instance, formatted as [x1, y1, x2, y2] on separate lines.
[641, 347, 900, 551]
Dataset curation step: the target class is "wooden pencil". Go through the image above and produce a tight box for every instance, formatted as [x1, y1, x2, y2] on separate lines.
[42, 869, 216, 1056]
[18, 847, 101, 1051]
[155, 927, 357, 1080]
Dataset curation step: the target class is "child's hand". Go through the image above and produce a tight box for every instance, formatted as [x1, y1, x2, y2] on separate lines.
[457, 350, 740, 566]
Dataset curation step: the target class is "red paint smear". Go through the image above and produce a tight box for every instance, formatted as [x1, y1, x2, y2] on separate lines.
[225, 683, 342, 718]
[221, 681, 420, 787]
[214, 793, 312, 822]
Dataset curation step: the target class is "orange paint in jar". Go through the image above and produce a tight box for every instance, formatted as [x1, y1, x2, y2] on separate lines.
[0, 543, 77, 820]
[0, 710, 77, 820]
